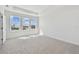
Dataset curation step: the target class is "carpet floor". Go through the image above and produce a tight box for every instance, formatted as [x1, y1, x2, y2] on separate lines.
[0, 36, 79, 54]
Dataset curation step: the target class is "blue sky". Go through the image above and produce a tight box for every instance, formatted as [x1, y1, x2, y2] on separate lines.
[23, 17, 30, 26]
[10, 16, 20, 27]
[23, 17, 37, 26]
[31, 17, 37, 25]
[10, 16, 37, 27]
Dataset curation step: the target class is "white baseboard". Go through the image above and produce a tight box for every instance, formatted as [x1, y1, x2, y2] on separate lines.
[46, 35, 79, 46]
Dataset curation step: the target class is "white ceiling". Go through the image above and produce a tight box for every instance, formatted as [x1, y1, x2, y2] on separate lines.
[14, 5, 49, 13]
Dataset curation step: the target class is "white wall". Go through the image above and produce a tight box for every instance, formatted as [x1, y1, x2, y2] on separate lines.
[0, 6, 3, 45]
[0, 13, 3, 45]
[40, 5, 79, 45]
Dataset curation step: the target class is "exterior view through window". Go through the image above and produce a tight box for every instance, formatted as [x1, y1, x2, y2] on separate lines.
[10, 16, 38, 30]
[10, 16, 20, 30]
[22, 17, 30, 30]
[31, 17, 37, 29]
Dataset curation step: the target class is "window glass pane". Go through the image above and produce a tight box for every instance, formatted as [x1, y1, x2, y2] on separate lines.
[22, 17, 30, 30]
[10, 16, 20, 30]
[31, 17, 37, 29]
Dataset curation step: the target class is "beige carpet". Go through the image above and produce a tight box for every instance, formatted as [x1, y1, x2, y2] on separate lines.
[0, 36, 79, 54]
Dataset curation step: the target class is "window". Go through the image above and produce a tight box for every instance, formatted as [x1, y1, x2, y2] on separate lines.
[22, 17, 30, 30]
[31, 17, 38, 29]
[10, 16, 20, 30]
[10, 15, 39, 31]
